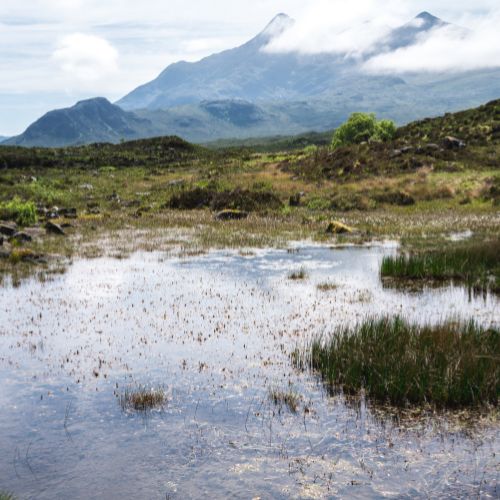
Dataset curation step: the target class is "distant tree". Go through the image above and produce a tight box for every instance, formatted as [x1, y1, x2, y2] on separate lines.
[374, 119, 397, 142]
[332, 113, 396, 148]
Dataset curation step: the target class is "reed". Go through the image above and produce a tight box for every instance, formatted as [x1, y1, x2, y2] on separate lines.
[297, 316, 499, 408]
[381, 239, 500, 293]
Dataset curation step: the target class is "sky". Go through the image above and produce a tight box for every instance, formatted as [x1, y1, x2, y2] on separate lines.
[1, 0, 499, 136]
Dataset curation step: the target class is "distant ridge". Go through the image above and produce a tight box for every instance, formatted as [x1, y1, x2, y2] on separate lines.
[4, 98, 155, 147]
[5, 12, 500, 147]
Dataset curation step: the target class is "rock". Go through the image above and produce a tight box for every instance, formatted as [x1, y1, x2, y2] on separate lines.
[326, 221, 353, 235]
[45, 221, 65, 235]
[79, 183, 94, 191]
[10, 231, 32, 243]
[443, 136, 466, 150]
[0, 222, 17, 236]
[0, 235, 3, 246]
[289, 193, 302, 207]
[215, 209, 249, 221]
[47, 206, 60, 219]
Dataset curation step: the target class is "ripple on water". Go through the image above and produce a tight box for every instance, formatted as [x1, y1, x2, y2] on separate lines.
[0, 245, 498, 499]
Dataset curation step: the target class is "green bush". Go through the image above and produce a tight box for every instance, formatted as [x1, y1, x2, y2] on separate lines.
[332, 113, 397, 148]
[0, 198, 37, 226]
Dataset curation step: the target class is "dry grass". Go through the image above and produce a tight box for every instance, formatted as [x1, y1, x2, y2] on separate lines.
[317, 281, 338, 292]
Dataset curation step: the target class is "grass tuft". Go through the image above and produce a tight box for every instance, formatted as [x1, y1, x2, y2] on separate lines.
[288, 267, 308, 280]
[381, 238, 500, 294]
[317, 281, 338, 292]
[0, 198, 37, 226]
[119, 386, 166, 412]
[268, 386, 300, 413]
[297, 316, 499, 408]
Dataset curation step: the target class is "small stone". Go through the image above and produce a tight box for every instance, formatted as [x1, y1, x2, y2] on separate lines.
[45, 221, 65, 235]
[215, 210, 249, 221]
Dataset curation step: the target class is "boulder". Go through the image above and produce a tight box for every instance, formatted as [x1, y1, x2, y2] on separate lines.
[215, 209, 249, 221]
[0, 222, 17, 236]
[326, 221, 353, 234]
[45, 221, 65, 235]
[443, 136, 466, 150]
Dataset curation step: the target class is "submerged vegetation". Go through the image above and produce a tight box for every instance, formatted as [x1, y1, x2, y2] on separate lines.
[381, 238, 500, 293]
[298, 316, 499, 409]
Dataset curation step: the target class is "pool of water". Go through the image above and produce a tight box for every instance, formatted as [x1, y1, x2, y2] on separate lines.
[0, 244, 498, 498]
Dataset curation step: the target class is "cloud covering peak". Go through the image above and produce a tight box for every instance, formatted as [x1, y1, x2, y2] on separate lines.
[263, 2, 500, 74]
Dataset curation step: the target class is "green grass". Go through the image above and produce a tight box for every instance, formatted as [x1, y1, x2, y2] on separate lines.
[0, 198, 37, 226]
[381, 239, 500, 293]
[298, 316, 499, 408]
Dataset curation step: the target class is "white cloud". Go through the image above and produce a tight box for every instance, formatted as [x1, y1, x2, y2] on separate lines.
[264, 0, 412, 57]
[363, 16, 500, 73]
[1, 0, 500, 134]
[53, 33, 119, 81]
[263, 0, 500, 74]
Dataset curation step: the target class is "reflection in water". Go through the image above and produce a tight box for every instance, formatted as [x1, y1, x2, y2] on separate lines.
[0, 245, 498, 499]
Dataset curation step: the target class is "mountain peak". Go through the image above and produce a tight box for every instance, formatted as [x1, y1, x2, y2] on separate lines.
[259, 13, 294, 40]
[74, 97, 112, 108]
[414, 11, 443, 27]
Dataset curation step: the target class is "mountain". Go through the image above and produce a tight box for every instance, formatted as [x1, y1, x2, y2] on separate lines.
[374, 11, 448, 53]
[116, 11, 472, 113]
[4, 98, 156, 147]
[6, 12, 500, 147]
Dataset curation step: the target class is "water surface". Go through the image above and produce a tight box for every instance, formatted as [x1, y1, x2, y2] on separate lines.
[0, 245, 498, 498]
